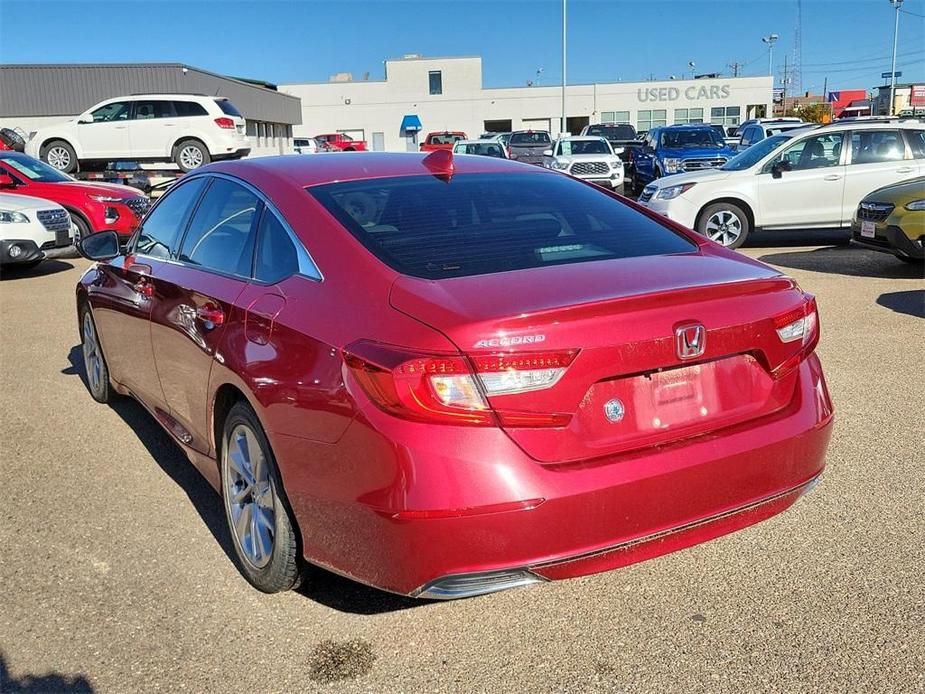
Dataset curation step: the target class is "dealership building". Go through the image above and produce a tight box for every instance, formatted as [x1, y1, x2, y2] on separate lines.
[0, 63, 302, 157]
[281, 55, 774, 151]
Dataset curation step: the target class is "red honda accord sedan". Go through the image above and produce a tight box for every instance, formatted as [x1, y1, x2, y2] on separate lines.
[75, 151, 833, 599]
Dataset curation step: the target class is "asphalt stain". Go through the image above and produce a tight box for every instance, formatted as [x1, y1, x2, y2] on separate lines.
[691, 613, 707, 623]
[308, 638, 375, 683]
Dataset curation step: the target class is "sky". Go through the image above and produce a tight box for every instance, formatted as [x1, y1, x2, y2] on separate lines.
[1, 0, 923, 94]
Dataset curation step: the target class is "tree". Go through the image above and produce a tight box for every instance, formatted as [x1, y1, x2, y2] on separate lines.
[785, 102, 830, 123]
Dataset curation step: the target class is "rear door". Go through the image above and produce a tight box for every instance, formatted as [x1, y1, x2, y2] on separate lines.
[757, 130, 846, 227]
[129, 100, 177, 158]
[841, 128, 920, 224]
[149, 175, 260, 453]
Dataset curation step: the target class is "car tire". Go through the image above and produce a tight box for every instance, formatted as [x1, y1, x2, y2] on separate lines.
[220, 401, 304, 593]
[70, 214, 91, 243]
[79, 305, 113, 403]
[41, 140, 78, 173]
[697, 201, 751, 249]
[174, 139, 211, 172]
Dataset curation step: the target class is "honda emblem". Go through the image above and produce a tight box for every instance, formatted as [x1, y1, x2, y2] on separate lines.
[676, 324, 706, 360]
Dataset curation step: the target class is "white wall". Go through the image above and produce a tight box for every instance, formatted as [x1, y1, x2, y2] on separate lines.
[282, 56, 773, 151]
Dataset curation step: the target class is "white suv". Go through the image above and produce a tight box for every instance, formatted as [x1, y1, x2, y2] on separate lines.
[542, 136, 625, 192]
[0, 192, 74, 268]
[638, 119, 925, 248]
[26, 95, 251, 174]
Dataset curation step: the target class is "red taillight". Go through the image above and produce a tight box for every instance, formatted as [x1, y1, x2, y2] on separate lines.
[771, 294, 819, 378]
[506, 146, 513, 158]
[214, 117, 235, 129]
[344, 341, 578, 427]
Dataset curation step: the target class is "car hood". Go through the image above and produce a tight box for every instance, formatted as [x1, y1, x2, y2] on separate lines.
[659, 146, 734, 158]
[647, 168, 733, 187]
[863, 175, 925, 202]
[58, 179, 143, 199]
[0, 192, 64, 212]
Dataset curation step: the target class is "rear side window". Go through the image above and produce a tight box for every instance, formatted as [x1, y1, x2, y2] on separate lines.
[907, 130, 925, 158]
[255, 211, 300, 283]
[309, 172, 696, 279]
[134, 177, 207, 259]
[174, 101, 209, 117]
[215, 99, 243, 117]
[510, 132, 551, 145]
[134, 100, 178, 120]
[850, 130, 905, 164]
[179, 178, 259, 276]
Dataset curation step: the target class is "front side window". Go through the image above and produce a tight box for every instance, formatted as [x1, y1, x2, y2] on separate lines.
[907, 130, 925, 158]
[90, 102, 131, 122]
[428, 71, 443, 95]
[308, 172, 696, 280]
[850, 130, 905, 164]
[134, 177, 208, 259]
[179, 178, 259, 276]
[773, 132, 844, 171]
[638, 109, 667, 131]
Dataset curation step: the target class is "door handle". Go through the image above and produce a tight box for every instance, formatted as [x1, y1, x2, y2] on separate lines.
[895, 167, 914, 173]
[823, 174, 842, 181]
[114, 126, 128, 130]
[196, 304, 225, 327]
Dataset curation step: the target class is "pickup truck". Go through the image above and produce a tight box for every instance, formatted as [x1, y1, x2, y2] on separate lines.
[580, 122, 641, 177]
[420, 131, 467, 152]
[508, 130, 552, 165]
[315, 133, 367, 152]
[631, 124, 735, 194]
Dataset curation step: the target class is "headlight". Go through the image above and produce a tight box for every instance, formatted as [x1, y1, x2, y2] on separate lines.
[610, 160, 623, 170]
[552, 160, 570, 170]
[662, 158, 682, 174]
[656, 183, 696, 200]
[905, 199, 925, 211]
[88, 194, 125, 203]
[0, 210, 29, 223]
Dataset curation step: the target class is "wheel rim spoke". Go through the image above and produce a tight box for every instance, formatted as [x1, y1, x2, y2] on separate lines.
[224, 423, 275, 569]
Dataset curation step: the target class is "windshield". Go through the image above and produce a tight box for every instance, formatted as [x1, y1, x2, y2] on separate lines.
[510, 131, 551, 145]
[308, 173, 695, 279]
[558, 139, 611, 156]
[0, 154, 71, 183]
[586, 124, 636, 141]
[721, 134, 791, 171]
[659, 128, 725, 149]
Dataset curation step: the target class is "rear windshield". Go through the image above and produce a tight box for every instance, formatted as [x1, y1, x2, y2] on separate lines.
[586, 124, 636, 141]
[429, 133, 464, 145]
[510, 131, 551, 145]
[455, 142, 506, 157]
[308, 172, 696, 279]
[215, 99, 243, 117]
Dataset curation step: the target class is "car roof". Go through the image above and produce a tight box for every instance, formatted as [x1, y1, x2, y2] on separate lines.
[660, 123, 718, 130]
[454, 139, 502, 145]
[204, 152, 546, 188]
[559, 135, 607, 141]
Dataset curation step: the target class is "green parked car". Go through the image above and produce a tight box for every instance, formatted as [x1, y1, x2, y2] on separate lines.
[851, 177, 925, 263]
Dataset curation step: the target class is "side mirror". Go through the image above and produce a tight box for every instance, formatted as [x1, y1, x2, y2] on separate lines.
[542, 149, 553, 157]
[0, 172, 16, 188]
[771, 160, 792, 179]
[77, 230, 121, 261]
[78, 114, 93, 124]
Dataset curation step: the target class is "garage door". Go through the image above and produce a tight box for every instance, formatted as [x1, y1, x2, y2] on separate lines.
[521, 118, 551, 133]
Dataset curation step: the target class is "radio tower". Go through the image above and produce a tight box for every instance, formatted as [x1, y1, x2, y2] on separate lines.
[792, 0, 803, 95]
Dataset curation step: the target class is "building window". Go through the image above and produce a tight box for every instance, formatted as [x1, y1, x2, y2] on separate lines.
[429, 71, 443, 95]
[601, 110, 630, 124]
[674, 108, 704, 124]
[711, 106, 741, 126]
[638, 109, 667, 131]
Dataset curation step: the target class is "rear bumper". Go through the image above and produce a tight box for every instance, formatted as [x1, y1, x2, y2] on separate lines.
[214, 147, 251, 161]
[279, 354, 834, 598]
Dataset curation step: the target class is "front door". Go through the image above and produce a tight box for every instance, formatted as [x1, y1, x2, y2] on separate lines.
[757, 130, 846, 228]
[78, 101, 133, 160]
[841, 128, 920, 224]
[150, 176, 260, 454]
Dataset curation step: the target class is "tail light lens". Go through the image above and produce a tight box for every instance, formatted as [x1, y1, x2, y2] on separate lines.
[771, 294, 819, 377]
[214, 117, 235, 129]
[344, 341, 577, 427]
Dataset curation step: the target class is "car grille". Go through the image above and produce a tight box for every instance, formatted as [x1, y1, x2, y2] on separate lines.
[126, 196, 151, 218]
[638, 189, 654, 203]
[570, 161, 610, 176]
[857, 201, 894, 222]
[36, 208, 72, 245]
[681, 157, 727, 171]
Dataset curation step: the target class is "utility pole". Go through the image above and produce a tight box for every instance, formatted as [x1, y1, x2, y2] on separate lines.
[762, 34, 779, 79]
[728, 62, 742, 77]
[782, 54, 790, 113]
[561, 0, 567, 135]
[889, 0, 903, 116]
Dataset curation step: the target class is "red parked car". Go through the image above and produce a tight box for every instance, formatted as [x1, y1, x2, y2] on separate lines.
[0, 152, 148, 241]
[75, 151, 833, 599]
[420, 131, 467, 152]
[314, 133, 367, 152]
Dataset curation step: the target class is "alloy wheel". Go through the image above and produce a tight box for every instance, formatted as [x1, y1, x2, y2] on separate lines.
[179, 145, 204, 170]
[705, 210, 743, 247]
[47, 146, 71, 171]
[224, 424, 276, 569]
[82, 312, 103, 396]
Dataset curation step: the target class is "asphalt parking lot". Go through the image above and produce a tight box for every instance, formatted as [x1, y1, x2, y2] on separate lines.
[1, 232, 923, 693]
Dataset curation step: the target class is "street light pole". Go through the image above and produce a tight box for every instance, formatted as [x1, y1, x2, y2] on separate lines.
[762, 34, 779, 80]
[889, 0, 903, 116]
[562, 0, 567, 135]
